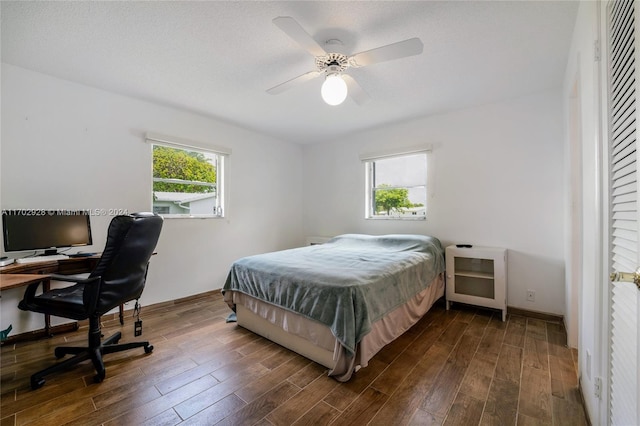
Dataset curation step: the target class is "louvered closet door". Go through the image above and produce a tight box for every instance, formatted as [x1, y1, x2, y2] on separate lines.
[607, 1, 640, 425]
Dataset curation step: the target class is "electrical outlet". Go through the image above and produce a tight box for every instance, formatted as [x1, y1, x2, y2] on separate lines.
[526, 289, 535, 302]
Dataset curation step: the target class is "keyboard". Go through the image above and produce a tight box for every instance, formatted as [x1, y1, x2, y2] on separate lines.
[67, 252, 97, 258]
[16, 255, 70, 264]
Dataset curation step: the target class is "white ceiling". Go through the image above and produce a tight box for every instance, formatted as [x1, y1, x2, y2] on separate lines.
[1, 1, 578, 145]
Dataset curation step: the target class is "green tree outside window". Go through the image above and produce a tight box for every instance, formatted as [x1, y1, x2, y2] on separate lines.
[374, 184, 424, 215]
[152, 146, 216, 193]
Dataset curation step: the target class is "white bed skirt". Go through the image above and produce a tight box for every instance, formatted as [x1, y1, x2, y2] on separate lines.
[228, 272, 445, 381]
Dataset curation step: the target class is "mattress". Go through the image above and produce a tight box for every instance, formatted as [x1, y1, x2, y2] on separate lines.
[228, 272, 444, 381]
[222, 233, 446, 380]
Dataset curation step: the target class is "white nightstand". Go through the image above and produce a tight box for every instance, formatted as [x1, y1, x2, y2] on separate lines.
[445, 245, 507, 321]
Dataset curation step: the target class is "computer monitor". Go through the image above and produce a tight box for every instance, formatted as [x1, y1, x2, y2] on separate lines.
[2, 210, 93, 255]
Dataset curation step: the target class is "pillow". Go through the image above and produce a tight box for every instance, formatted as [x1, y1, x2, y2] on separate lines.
[326, 233, 443, 254]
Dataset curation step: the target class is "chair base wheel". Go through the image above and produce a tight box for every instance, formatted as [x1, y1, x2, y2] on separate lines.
[27, 327, 154, 389]
[31, 377, 45, 390]
[93, 371, 105, 383]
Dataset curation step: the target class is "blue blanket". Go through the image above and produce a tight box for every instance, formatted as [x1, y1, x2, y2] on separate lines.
[223, 234, 444, 355]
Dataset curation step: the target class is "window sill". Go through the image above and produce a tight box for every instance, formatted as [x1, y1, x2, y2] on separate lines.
[365, 216, 426, 221]
[159, 214, 224, 220]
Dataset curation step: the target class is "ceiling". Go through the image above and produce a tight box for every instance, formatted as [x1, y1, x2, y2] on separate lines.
[1, 1, 578, 145]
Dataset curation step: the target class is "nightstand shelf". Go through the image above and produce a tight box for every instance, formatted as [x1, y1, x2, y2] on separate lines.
[445, 245, 507, 321]
[453, 270, 494, 280]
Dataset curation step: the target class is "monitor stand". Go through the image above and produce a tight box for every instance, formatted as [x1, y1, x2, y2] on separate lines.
[40, 249, 60, 256]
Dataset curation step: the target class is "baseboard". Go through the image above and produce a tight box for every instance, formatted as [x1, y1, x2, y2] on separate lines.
[3, 290, 222, 342]
[1, 323, 79, 345]
[6, 293, 562, 345]
[506, 306, 563, 323]
[94, 290, 222, 324]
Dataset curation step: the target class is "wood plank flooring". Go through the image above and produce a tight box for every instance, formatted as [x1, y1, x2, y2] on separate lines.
[1, 291, 588, 425]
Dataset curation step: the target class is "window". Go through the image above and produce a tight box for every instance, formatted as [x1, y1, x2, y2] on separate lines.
[153, 206, 170, 215]
[364, 151, 428, 220]
[147, 134, 228, 218]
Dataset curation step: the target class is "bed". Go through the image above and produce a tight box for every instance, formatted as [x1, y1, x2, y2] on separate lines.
[222, 233, 445, 381]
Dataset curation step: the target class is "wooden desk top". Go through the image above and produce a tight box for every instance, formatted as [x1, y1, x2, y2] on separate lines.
[0, 274, 50, 291]
[0, 254, 100, 275]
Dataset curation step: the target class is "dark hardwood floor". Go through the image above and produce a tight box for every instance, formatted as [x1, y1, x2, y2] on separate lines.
[1, 291, 588, 425]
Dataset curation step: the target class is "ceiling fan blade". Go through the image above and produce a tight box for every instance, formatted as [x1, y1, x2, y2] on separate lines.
[266, 70, 323, 95]
[273, 16, 327, 57]
[342, 74, 371, 106]
[349, 38, 423, 68]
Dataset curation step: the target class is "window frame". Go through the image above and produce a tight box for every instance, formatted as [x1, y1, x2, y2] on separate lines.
[362, 148, 430, 221]
[146, 133, 229, 219]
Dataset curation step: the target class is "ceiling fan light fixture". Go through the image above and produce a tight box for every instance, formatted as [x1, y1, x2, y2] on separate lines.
[321, 73, 348, 106]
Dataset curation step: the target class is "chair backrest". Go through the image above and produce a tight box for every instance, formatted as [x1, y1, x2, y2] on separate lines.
[88, 212, 163, 315]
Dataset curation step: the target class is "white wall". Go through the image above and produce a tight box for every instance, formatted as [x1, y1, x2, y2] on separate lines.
[1, 64, 304, 334]
[562, 2, 603, 424]
[303, 90, 565, 315]
[0, 63, 568, 350]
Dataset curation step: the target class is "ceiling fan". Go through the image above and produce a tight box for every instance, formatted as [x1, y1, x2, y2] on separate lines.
[267, 16, 424, 106]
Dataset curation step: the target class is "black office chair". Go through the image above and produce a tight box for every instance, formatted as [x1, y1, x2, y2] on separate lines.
[18, 212, 163, 390]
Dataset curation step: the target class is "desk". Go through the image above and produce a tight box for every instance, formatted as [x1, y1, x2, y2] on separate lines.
[0, 274, 54, 340]
[0, 273, 51, 291]
[0, 256, 101, 343]
[0, 256, 100, 276]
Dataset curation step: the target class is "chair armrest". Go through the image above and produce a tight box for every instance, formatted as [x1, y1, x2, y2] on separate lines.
[20, 280, 46, 305]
